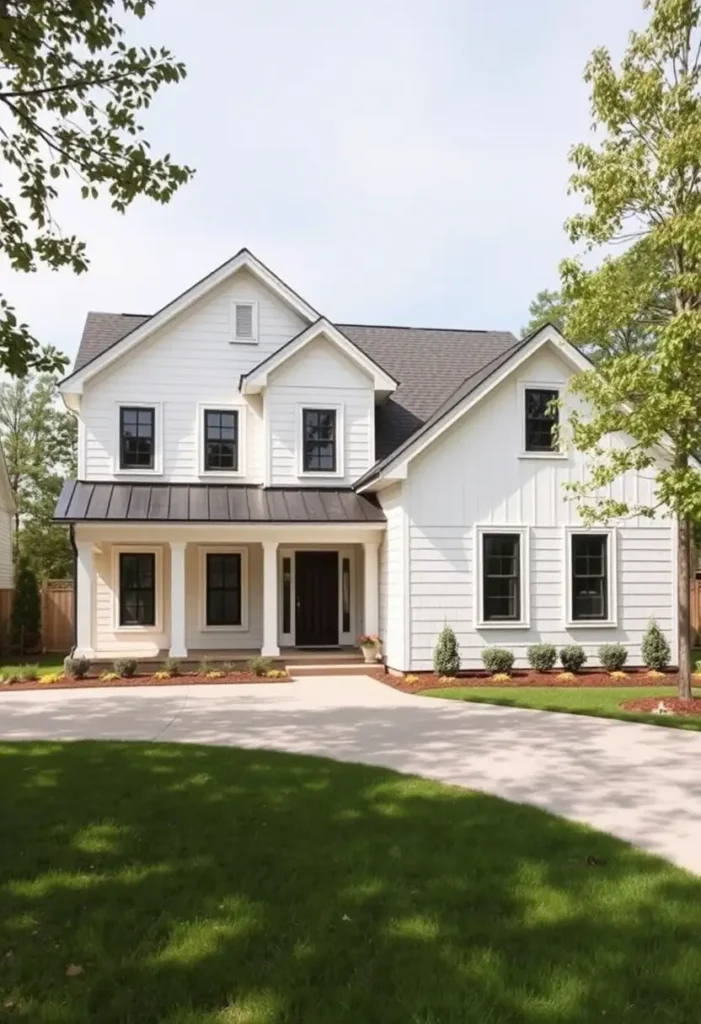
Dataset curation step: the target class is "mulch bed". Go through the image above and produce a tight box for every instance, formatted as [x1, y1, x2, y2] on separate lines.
[620, 696, 701, 716]
[379, 670, 680, 692]
[0, 673, 291, 693]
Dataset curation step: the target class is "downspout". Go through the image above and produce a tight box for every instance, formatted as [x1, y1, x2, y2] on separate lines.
[69, 523, 77, 656]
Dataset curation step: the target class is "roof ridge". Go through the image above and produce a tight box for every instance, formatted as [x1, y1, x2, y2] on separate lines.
[337, 322, 513, 335]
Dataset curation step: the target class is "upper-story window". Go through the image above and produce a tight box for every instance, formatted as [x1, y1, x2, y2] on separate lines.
[524, 387, 559, 453]
[204, 410, 238, 472]
[302, 408, 337, 473]
[231, 301, 258, 343]
[120, 407, 155, 470]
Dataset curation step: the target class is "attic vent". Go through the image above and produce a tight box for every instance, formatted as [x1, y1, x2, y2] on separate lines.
[233, 302, 257, 342]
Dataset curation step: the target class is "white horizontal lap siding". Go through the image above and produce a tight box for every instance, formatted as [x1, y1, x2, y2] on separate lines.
[0, 509, 13, 589]
[94, 544, 170, 658]
[378, 484, 407, 670]
[81, 269, 304, 483]
[405, 344, 675, 670]
[185, 543, 262, 651]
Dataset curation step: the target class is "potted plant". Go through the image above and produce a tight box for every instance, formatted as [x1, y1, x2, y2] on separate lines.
[359, 634, 381, 663]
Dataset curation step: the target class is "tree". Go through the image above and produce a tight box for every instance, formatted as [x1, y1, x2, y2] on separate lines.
[559, 0, 701, 697]
[521, 288, 570, 337]
[433, 625, 460, 677]
[0, 1, 193, 377]
[10, 555, 40, 654]
[0, 372, 76, 579]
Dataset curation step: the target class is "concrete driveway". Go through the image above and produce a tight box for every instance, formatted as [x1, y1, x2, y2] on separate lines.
[1, 675, 700, 873]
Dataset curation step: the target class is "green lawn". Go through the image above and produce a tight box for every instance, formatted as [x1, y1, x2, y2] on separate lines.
[0, 654, 66, 677]
[2, 744, 701, 1022]
[422, 685, 701, 730]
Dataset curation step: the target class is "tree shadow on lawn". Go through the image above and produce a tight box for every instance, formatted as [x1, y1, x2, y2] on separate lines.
[1, 742, 701, 1023]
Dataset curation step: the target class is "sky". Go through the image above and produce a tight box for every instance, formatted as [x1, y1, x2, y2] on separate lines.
[8, 0, 647, 364]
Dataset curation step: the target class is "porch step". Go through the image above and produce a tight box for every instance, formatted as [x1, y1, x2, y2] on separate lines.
[283, 651, 364, 666]
[286, 662, 380, 677]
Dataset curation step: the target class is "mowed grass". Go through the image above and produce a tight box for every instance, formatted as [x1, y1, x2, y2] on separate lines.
[2, 744, 701, 1022]
[0, 654, 66, 677]
[422, 685, 701, 730]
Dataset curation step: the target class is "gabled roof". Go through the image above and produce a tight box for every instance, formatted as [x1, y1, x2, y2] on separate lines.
[61, 248, 320, 392]
[240, 318, 398, 396]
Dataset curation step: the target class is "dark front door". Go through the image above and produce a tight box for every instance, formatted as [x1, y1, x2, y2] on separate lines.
[295, 551, 339, 646]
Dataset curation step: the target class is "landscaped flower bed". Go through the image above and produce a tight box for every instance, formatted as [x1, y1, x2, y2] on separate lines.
[0, 666, 291, 692]
[380, 670, 680, 692]
[620, 696, 701, 716]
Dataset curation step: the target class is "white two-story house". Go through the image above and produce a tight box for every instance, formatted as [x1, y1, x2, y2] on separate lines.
[55, 248, 675, 670]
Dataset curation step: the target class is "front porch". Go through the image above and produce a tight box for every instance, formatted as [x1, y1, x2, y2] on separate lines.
[73, 524, 384, 663]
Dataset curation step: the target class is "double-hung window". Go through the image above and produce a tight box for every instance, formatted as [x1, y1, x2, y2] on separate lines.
[205, 552, 242, 627]
[524, 387, 559, 453]
[571, 534, 609, 622]
[204, 410, 238, 472]
[120, 407, 155, 470]
[481, 533, 522, 622]
[302, 408, 337, 473]
[119, 553, 156, 627]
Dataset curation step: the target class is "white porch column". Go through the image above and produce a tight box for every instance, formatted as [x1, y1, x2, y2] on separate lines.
[75, 540, 94, 657]
[262, 540, 280, 657]
[169, 541, 187, 658]
[363, 540, 380, 638]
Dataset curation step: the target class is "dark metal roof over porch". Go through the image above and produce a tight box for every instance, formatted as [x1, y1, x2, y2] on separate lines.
[53, 481, 386, 524]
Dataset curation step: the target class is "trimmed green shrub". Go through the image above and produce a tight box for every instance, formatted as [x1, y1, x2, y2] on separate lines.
[247, 656, 273, 677]
[164, 657, 182, 677]
[560, 645, 587, 672]
[434, 625, 461, 676]
[641, 620, 671, 671]
[10, 556, 41, 654]
[527, 644, 557, 672]
[65, 656, 90, 680]
[598, 643, 628, 671]
[481, 648, 515, 674]
[114, 658, 138, 679]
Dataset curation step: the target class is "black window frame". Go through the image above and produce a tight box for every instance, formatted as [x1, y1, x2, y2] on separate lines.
[120, 406, 156, 470]
[524, 387, 559, 453]
[203, 409, 239, 473]
[205, 552, 243, 628]
[571, 533, 609, 622]
[302, 408, 337, 473]
[481, 533, 522, 622]
[119, 552, 156, 627]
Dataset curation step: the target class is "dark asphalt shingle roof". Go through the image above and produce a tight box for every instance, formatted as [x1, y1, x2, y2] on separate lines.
[74, 312, 150, 371]
[54, 482, 386, 523]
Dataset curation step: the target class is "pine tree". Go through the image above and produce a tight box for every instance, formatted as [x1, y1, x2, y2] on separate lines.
[11, 556, 41, 654]
[433, 625, 460, 677]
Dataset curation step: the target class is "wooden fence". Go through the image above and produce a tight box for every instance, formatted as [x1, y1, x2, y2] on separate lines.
[0, 580, 74, 654]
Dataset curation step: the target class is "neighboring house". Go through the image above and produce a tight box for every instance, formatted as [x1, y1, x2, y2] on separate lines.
[0, 443, 14, 592]
[54, 249, 673, 669]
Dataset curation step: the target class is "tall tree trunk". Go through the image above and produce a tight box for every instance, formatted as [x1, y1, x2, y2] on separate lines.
[678, 514, 692, 699]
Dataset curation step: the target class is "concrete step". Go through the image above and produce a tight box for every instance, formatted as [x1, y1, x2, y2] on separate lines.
[283, 651, 363, 666]
[287, 662, 380, 677]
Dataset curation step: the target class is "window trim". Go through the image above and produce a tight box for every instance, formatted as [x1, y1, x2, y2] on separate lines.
[564, 527, 618, 628]
[112, 545, 163, 632]
[197, 403, 246, 477]
[198, 546, 249, 632]
[296, 403, 344, 478]
[278, 545, 355, 646]
[114, 402, 163, 476]
[474, 525, 530, 629]
[517, 380, 566, 460]
[230, 300, 259, 344]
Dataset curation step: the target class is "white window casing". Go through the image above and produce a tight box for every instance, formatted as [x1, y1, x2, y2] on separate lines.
[563, 526, 618, 628]
[474, 524, 531, 629]
[198, 546, 249, 632]
[112, 544, 164, 633]
[197, 403, 246, 477]
[297, 403, 344, 479]
[230, 300, 258, 344]
[517, 380, 567, 460]
[113, 401, 163, 477]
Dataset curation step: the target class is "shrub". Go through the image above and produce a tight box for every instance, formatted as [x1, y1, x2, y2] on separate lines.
[41, 673, 62, 685]
[100, 671, 120, 682]
[114, 658, 138, 679]
[527, 644, 557, 672]
[164, 657, 182, 677]
[405, 674, 419, 684]
[434, 625, 461, 677]
[266, 669, 288, 679]
[205, 670, 224, 680]
[19, 664, 40, 681]
[559, 645, 587, 672]
[65, 656, 90, 680]
[198, 658, 214, 675]
[10, 557, 41, 654]
[598, 643, 628, 671]
[491, 672, 511, 683]
[609, 670, 628, 680]
[481, 648, 515, 674]
[557, 671, 575, 681]
[247, 656, 273, 677]
[152, 670, 171, 681]
[641, 620, 671, 671]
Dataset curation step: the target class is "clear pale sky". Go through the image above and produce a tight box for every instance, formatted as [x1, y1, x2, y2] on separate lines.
[9, 0, 646, 363]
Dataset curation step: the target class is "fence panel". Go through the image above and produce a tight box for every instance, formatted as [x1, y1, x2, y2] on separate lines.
[41, 580, 74, 653]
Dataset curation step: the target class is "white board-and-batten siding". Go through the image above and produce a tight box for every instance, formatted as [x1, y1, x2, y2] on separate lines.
[379, 344, 675, 671]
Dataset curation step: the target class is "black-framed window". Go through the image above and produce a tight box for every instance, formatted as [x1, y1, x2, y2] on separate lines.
[302, 408, 336, 472]
[120, 406, 155, 469]
[525, 388, 559, 452]
[206, 553, 242, 627]
[119, 553, 155, 627]
[482, 533, 521, 621]
[571, 534, 609, 621]
[204, 410, 238, 472]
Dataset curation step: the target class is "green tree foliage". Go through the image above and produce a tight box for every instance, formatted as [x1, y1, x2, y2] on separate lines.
[641, 619, 672, 669]
[10, 555, 40, 654]
[521, 288, 570, 337]
[433, 625, 461, 677]
[559, 0, 701, 697]
[0, 0, 193, 376]
[0, 372, 76, 579]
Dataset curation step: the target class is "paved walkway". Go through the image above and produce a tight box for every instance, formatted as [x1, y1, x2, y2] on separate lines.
[1, 676, 701, 873]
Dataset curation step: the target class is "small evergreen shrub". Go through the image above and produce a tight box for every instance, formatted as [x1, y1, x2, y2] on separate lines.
[598, 643, 628, 671]
[641, 620, 671, 671]
[114, 658, 138, 679]
[10, 557, 41, 654]
[481, 648, 515, 674]
[65, 656, 90, 680]
[19, 664, 39, 681]
[198, 658, 214, 675]
[247, 656, 273, 677]
[560, 645, 587, 672]
[434, 625, 461, 677]
[164, 657, 182, 677]
[527, 644, 557, 672]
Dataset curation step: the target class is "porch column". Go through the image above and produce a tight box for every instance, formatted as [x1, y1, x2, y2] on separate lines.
[169, 541, 187, 658]
[262, 540, 280, 657]
[363, 540, 380, 638]
[75, 540, 94, 657]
